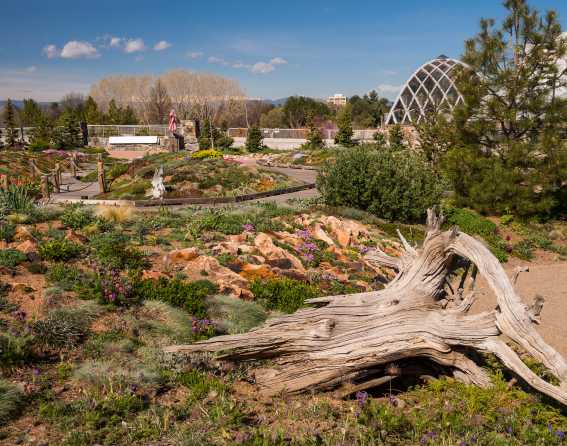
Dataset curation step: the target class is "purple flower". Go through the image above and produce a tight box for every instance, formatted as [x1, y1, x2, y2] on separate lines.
[242, 223, 255, 232]
[557, 431, 566, 440]
[506, 426, 513, 434]
[359, 245, 370, 254]
[356, 390, 368, 407]
[32, 368, 41, 377]
[296, 229, 311, 240]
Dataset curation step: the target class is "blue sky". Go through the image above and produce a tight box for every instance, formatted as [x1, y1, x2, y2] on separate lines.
[1, 0, 566, 102]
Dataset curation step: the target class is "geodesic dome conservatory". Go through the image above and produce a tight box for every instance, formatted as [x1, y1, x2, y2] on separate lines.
[386, 55, 466, 125]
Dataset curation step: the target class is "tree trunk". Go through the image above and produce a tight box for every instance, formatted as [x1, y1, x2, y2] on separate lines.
[166, 209, 567, 405]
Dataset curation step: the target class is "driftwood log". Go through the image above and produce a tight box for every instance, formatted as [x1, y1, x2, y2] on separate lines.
[166, 209, 567, 405]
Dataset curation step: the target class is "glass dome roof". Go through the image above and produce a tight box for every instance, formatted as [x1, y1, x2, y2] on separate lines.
[386, 55, 466, 125]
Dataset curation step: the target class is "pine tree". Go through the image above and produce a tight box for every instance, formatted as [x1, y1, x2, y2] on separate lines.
[334, 104, 354, 147]
[106, 100, 121, 125]
[305, 112, 324, 150]
[29, 114, 54, 149]
[84, 96, 102, 124]
[53, 111, 81, 149]
[3, 99, 18, 148]
[442, 0, 567, 217]
[20, 99, 43, 127]
[246, 126, 264, 152]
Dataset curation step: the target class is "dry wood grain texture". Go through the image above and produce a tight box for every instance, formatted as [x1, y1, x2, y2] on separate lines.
[166, 208, 567, 404]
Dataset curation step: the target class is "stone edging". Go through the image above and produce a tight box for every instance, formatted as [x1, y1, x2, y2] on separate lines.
[52, 183, 317, 207]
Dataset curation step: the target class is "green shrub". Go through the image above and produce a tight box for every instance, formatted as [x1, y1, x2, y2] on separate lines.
[250, 277, 319, 313]
[177, 370, 227, 401]
[0, 222, 16, 242]
[46, 263, 85, 291]
[32, 307, 95, 349]
[317, 146, 444, 223]
[216, 135, 234, 150]
[60, 204, 95, 230]
[443, 207, 509, 262]
[39, 239, 82, 262]
[0, 379, 24, 424]
[0, 249, 27, 268]
[133, 278, 217, 317]
[88, 232, 146, 270]
[513, 239, 535, 261]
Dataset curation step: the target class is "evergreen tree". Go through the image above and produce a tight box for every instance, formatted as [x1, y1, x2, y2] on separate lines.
[106, 99, 121, 125]
[388, 124, 406, 150]
[2, 99, 18, 148]
[84, 96, 102, 124]
[29, 114, 54, 149]
[19, 99, 43, 127]
[53, 111, 81, 149]
[246, 126, 264, 152]
[441, 0, 567, 217]
[122, 105, 138, 125]
[334, 104, 354, 147]
[304, 112, 324, 150]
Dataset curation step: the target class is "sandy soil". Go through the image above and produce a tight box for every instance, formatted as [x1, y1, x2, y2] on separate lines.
[473, 257, 567, 357]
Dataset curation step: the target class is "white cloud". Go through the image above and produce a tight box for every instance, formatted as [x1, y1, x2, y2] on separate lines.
[42, 44, 59, 59]
[187, 51, 203, 59]
[251, 62, 275, 74]
[208, 55, 287, 75]
[154, 40, 172, 51]
[60, 41, 100, 59]
[110, 37, 123, 48]
[270, 57, 287, 65]
[124, 38, 145, 53]
[25, 66, 37, 73]
[208, 56, 229, 66]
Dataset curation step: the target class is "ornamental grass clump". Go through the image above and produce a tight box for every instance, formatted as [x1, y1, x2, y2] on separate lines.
[32, 306, 98, 349]
[0, 379, 24, 424]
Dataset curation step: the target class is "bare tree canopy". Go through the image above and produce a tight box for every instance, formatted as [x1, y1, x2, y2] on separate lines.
[89, 70, 246, 125]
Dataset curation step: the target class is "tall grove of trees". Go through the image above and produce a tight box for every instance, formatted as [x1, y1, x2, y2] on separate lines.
[435, 0, 567, 218]
[90, 70, 245, 126]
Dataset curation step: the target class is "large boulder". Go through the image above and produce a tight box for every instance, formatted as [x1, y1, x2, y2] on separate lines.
[254, 233, 305, 272]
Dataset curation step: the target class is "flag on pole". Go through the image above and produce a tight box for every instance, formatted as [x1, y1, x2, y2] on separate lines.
[168, 110, 177, 133]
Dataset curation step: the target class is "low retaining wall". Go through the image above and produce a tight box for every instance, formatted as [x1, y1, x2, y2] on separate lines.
[52, 183, 316, 207]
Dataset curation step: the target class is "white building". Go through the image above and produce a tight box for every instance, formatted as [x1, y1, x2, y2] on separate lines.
[327, 93, 347, 107]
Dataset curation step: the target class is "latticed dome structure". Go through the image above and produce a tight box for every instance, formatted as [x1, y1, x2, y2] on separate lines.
[386, 55, 466, 125]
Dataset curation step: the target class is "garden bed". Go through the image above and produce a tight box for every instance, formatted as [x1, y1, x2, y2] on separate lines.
[95, 152, 303, 200]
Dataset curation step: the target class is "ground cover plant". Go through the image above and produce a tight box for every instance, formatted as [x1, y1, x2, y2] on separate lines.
[96, 152, 302, 200]
[0, 192, 566, 445]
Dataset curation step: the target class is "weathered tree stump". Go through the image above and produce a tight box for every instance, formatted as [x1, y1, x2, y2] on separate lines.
[166, 209, 567, 405]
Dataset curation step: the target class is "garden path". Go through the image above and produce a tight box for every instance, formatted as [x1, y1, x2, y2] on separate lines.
[474, 259, 567, 357]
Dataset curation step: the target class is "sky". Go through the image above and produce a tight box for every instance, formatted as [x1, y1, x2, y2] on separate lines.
[1, 0, 566, 102]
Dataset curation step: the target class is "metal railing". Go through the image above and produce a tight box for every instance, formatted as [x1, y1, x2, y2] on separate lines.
[228, 128, 380, 141]
[87, 125, 170, 138]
